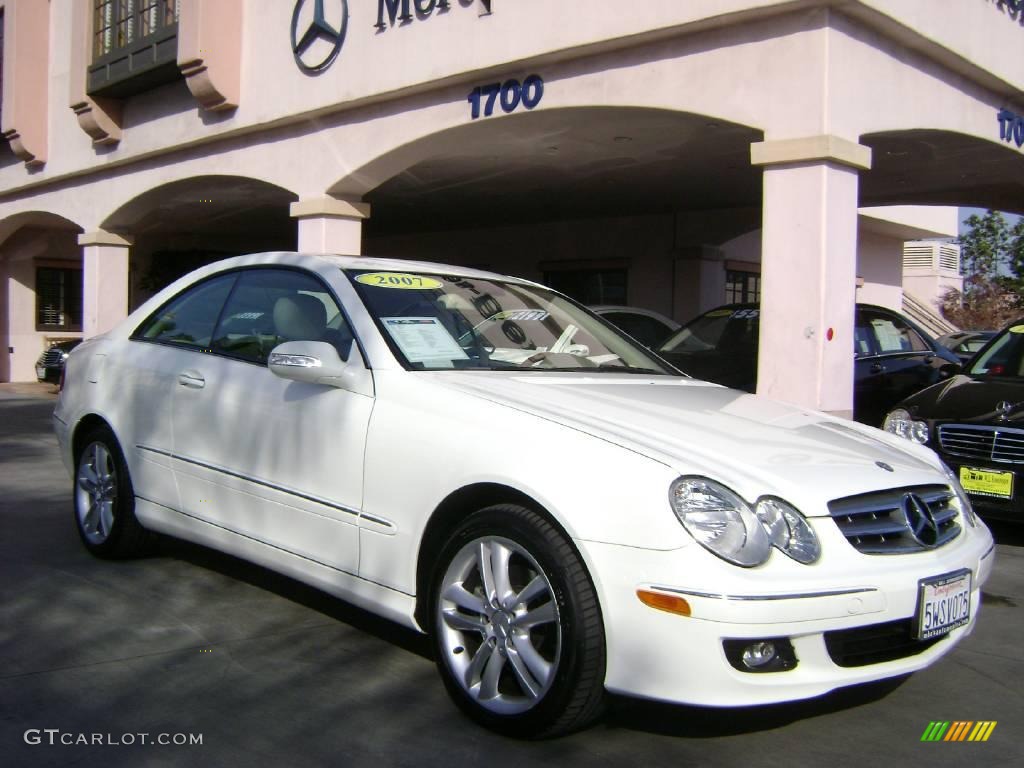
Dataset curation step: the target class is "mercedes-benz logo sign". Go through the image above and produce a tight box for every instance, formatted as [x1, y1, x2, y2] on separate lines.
[291, 0, 348, 74]
[900, 493, 940, 547]
[997, 400, 1014, 421]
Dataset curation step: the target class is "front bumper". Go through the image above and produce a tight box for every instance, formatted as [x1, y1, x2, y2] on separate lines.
[581, 521, 995, 707]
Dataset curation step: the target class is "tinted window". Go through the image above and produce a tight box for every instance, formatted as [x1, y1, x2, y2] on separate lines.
[854, 321, 876, 357]
[864, 311, 929, 354]
[135, 274, 236, 350]
[660, 308, 758, 355]
[603, 312, 674, 347]
[211, 269, 353, 364]
[968, 327, 1024, 377]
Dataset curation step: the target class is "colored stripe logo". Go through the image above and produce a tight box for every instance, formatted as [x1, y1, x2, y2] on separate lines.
[921, 721, 997, 742]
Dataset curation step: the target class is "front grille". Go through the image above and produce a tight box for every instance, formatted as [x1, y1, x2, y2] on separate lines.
[38, 348, 65, 366]
[825, 619, 947, 667]
[938, 424, 1024, 464]
[828, 485, 961, 554]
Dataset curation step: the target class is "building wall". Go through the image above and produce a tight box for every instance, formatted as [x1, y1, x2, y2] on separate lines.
[0, 229, 82, 382]
[368, 213, 677, 317]
[856, 230, 905, 311]
[0, 0, 1021, 402]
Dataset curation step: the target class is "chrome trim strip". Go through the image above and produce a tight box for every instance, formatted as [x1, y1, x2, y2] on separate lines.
[137, 444, 173, 459]
[136, 444, 394, 529]
[650, 585, 877, 601]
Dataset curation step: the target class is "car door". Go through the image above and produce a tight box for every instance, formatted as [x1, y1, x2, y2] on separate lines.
[126, 273, 239, 512]
[169, 268, 371, 575]
[858, 307, 938, 426]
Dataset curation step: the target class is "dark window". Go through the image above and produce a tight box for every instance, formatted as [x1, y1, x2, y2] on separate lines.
[602, 312, 674, 348]
[135, 274, 235, 350]
[36, 267, 83, 331]
[725, 270, 760, 304]
[544, 269, 627, 305]
[211, 270, 353, 365]
[854, 321, 876, 358]
[89, 0, 181, 98]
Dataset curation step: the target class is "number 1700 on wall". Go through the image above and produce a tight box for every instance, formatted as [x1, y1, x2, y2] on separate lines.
[468, 75, 544, 120]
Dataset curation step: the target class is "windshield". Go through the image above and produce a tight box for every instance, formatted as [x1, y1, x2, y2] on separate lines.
[967, 324, 1024, 377]
[347, 269, 674, 374]
[659, 307, 758, 355]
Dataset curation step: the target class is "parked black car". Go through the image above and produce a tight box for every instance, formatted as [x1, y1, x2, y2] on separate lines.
[884, 320, 1024, 522]
[936, 330, 997, 366]
[657, 303, 961, 427]
[35, 339, 82, 383]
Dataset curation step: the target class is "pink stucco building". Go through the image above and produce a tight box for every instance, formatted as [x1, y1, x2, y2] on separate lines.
[1, 0, 1023, 417]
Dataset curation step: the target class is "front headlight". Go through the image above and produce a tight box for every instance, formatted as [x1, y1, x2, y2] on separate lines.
[755, 497, 821, 564]
[940, 461, 978, 528]
[669, 477, 771, 567]
[883, 408, 929, 444]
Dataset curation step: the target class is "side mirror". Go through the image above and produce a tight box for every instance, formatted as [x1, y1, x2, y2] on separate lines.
[938, 361, 961, 379]
[268, 340, 373, 397]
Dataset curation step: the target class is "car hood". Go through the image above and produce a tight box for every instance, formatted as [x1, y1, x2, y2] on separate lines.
[428, 372, 942, 514]
[903, 374, 1024, 423]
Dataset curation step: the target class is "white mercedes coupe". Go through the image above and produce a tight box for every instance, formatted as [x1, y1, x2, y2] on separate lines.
[54, 252, 995, 737]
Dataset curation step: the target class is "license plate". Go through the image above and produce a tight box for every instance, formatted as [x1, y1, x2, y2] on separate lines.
[959, 466, 1014, 498]
[916, 569, 972, 640]
[35, 366, 46, 379]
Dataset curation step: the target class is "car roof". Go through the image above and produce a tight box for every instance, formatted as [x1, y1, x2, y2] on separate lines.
[198, 252, 535, 285]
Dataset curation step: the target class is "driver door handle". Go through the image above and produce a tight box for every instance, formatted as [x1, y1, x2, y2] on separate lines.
[178, 370, 206, 389]
[870, 363, 884, 374]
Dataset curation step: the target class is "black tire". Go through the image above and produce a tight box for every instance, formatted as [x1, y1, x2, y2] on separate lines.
[430, 504, 606, 738]
[73, 426, 152, 558]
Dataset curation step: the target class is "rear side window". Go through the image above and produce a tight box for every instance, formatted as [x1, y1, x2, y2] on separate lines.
[134, 274, 236, 350]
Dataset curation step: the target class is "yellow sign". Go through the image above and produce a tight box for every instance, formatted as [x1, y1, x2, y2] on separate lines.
[1009, 325, 1024, 334]
[959, 466, 1013, 498]
[355, 272, 443, 290]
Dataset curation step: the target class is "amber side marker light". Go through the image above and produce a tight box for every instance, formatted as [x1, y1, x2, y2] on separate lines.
[637, 589, 691, 617]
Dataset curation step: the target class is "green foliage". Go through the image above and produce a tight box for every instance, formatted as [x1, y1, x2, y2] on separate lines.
[942, 210, 1024, 330]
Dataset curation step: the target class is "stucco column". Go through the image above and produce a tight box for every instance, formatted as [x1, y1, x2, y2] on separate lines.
[79, 231, 132, 338]
[291, 197, 371, 255]
[751, 136, 872, 418]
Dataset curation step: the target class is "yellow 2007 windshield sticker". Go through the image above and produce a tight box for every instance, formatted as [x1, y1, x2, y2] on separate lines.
[355, 272, 443, 290]
[1010, 325, 1024, 334]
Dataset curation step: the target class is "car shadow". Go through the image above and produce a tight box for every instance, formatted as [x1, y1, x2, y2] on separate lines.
[154, 536, 434, 661]
[603, 676, 909, 738]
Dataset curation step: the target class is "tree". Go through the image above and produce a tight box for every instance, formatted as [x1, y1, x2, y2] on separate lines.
[941, 210, 1024, 329]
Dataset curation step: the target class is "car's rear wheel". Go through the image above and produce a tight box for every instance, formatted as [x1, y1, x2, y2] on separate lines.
[74, 427, 151, 558]
[431, 504, 605, 737]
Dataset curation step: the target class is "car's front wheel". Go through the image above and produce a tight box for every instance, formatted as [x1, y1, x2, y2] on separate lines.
[74, 427, 152, 558]
[431, 504, 605, 737]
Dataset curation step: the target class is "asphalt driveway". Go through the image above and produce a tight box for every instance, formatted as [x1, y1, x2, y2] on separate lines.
[0, 388, 1021, 767]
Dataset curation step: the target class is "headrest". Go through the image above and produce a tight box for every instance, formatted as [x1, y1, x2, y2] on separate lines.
[273, 294, 327, 341]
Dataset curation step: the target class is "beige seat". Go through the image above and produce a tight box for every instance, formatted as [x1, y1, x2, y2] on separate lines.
[273, 294, 327, 341]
